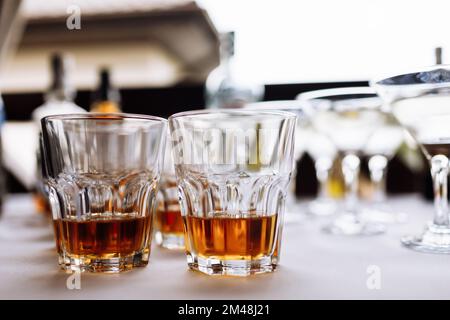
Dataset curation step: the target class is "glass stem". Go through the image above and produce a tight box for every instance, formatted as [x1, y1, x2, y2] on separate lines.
[315, 157, 332, 200]
[368, 155, 388, 204]
[431, 155, 449, 226]
[342, 153, 360, 215]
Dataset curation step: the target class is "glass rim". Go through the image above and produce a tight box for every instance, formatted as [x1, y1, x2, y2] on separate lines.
[42, 112, 167, 123]
[243, 100, 304, 111]
[168, 108, 298, 120]
[371, 64, 450, 89]
[296, 86, 377, 101]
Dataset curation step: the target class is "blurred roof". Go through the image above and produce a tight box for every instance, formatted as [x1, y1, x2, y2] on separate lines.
[23, 0, 198, 20]
[1, 0, 219, 92]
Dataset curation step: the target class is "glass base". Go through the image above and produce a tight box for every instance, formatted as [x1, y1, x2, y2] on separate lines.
[284, 210, 306, 225]
[401, 222, 450, 254]
[361, 206, 407, 224]
[308, 198, 336, 216]
[58, 252, 71, 271]
[155, 231, 185, 250]
[61, 249, 150, 273]
[187, 254, 276, 276]
[323, 213, 386, 236]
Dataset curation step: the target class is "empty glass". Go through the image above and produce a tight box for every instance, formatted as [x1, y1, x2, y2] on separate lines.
[298, 87, 386, 236]
[362, 113, 407, 223]
[375, 65, 450, 253]
[169, 109, 296, 276]
[41, 114, 167, 272]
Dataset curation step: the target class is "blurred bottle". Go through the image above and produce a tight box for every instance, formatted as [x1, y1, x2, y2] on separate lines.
[32, 53, 86, 215]
[435, 47, 443, 65]
[205, 31, 264, 108]
[90, 68, 121, 113]
[32, 53, 85, 124]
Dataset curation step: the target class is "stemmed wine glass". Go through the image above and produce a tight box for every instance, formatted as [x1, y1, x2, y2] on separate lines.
[304, 127, 338, 216]
[298, 87, 386, 235]
[374, 65, 450, 253]
[361, 113, 407, 223]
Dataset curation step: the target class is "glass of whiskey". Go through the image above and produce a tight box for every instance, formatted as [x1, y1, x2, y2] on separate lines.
[154, 174, 185, 249]
[154, 137, 184, 249]
[169, 109, 296, 276]
[41, 113, 167, 273]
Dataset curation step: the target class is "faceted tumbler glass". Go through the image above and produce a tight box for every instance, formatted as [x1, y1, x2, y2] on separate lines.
[169, 109, 296, 276]
[41, 114, 167, 273]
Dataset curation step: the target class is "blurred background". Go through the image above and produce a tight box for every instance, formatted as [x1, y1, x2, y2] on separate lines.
[0, 0, 448, 199]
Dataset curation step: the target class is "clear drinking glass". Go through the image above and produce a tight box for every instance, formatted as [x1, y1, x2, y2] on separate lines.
[154, 136, 185, 249]
[169, 109, 296, 276]
[41, 113, 167, 272]
[304, 129, 338, 216]
[362, 114, 407, 223]
[374, 65, 450, 253]
[298, 87, 386, 236]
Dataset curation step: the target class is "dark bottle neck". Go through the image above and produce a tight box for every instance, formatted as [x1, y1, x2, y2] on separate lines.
[46, 54, 75, 102]
[92, 69, 120, 104]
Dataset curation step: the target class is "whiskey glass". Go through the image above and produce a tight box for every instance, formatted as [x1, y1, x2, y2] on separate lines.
[154, 136, 185, 249]
[169, 109, 296, 276]
[374, 65, 450, 253]
[298, 87, 386, 236]
[41, 113, 167, 272]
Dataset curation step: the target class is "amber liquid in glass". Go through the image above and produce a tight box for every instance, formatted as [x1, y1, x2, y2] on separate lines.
[60, 214, 152, 258]
[33, 192, 51, 216]
[53, 220, 62, 253]
[185, 213, 278, 260]
[155, 201, 184, 235]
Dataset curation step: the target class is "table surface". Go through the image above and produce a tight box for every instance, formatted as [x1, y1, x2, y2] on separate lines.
[0, 194, 449, 300]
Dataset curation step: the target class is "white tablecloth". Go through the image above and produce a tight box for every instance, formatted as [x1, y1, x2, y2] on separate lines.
[0, 194, 449, 300]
